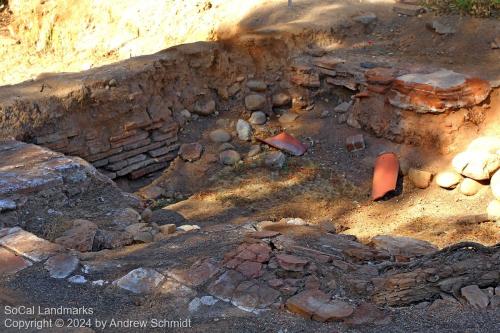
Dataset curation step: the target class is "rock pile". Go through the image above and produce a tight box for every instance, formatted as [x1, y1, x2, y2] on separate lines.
[434, 136, 500, 221]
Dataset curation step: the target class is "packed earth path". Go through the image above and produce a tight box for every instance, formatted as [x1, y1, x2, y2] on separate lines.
[0, 0, 499, 332]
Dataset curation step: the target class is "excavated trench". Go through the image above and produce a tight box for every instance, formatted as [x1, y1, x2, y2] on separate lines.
[0, 31, 499, 320]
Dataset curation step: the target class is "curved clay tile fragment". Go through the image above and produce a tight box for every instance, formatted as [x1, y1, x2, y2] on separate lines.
[259, 132, 307, 156]
[372, 152, 399, 200]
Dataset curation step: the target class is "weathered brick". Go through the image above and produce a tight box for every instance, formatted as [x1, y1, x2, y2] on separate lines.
[116, 159, 155, 177]
[86, 147, 123, 162]
[108, 141, 165, 163]
[144, 121, 166, 131]
[129, 161, 170, 179]
[106, 160, 128, 171]
[124, 138, 151, 151]
[88, 140, 111, 154]
[127, 153, 147, 165]
[99, 170, 117, 179]
[92, 158, 109, 168]
[110, 131, 149, 148]
[149, 146, 175, 158]
[35, 133, 67, 144]
[152, 131, 177, 142]
[45, 138, 69, 150]
[109, 129, 138, 142]
[154, 152, 178, 164]
[124, 119, 152, 131]
[157, 122, 179, 134]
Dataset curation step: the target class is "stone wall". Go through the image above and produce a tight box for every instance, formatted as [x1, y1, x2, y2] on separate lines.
[0, 35, 497, 179]
[0, 36, 294, 179]
[0, 42, 229, 179]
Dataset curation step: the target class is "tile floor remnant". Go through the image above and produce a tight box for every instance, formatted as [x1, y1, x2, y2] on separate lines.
[259, 132, 307, 156]
[0, 247, 32, 276]
[286, 289, 354, 322]
[114, 268, 164, 294]
[372, 152, 399, 200]
[0, 228, 63, 262]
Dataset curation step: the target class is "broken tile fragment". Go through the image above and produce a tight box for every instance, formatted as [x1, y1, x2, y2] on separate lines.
[346, 134, 365, 152]
[259, 132, 307, 156]
[114, 268, 164, 294]
[372, 152, 399, 200]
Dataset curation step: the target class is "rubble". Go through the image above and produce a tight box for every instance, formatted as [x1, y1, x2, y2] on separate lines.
[452, 151, 500, 180]
[55, 219, 98, 252]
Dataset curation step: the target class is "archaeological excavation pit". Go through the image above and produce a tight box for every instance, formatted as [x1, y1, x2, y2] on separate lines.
[0, 1, 499, 332]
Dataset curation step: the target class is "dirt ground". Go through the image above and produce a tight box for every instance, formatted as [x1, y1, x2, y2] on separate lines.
[0, 1, 499, 332]
[0, 0, 499, 85]
[150, 95, 500, 250]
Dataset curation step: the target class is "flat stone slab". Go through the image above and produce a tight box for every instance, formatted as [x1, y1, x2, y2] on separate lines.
[276, 254, 308, 272]
[55, 219, 98, 252]
[114, 268, 164, 294]
[371, 235, 437, 257]
[396, 70, 466, 89]
[461, 285, 490, 309]
[286, 289, 354, 322]
[0, 140, 89, 198]
[389, 70, 491, 113]
[0, 228, 62, 262]
[44, 254, 79, 279]
[0, 247, 32, 276]
[168, 259, 220, 287]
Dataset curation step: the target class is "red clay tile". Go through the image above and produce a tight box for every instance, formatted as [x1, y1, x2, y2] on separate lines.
[259, 132, 307, 156]
[372, 152, 399, 200]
